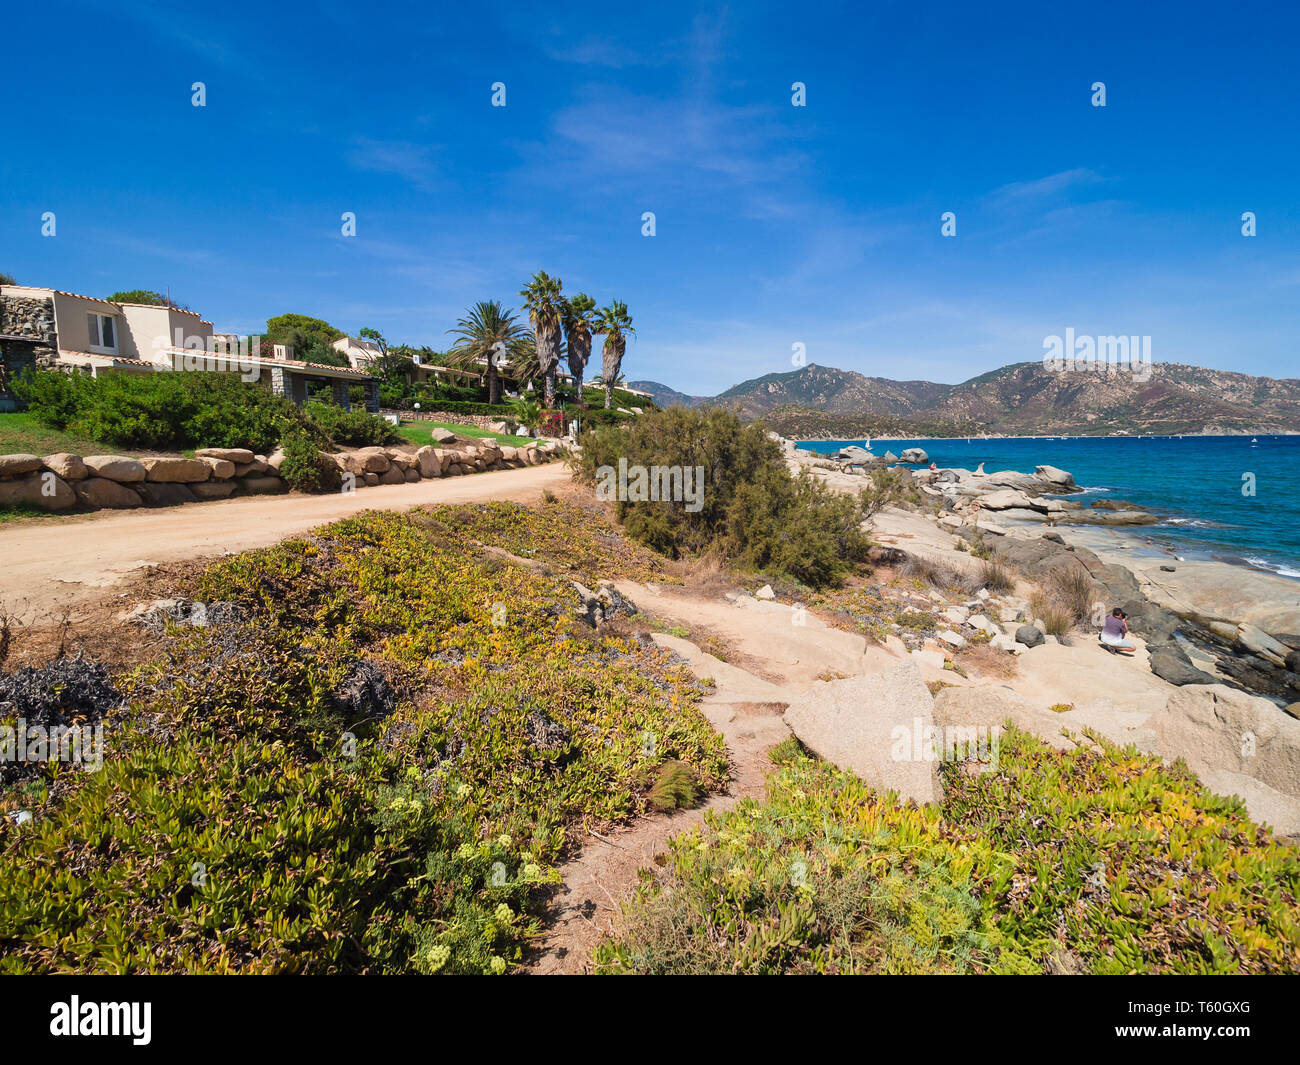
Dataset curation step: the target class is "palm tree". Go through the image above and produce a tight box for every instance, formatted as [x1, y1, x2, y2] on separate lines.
[519, 270, 564, 408]
[594, 300, 635, 410]
[445, 300, 530, 405]
[561, 293, 597, 408]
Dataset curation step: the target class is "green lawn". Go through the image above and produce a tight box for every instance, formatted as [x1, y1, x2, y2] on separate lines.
[398, 420, 534, 449]
[0, 412, 152, 458]
[0, 503, 58, 524]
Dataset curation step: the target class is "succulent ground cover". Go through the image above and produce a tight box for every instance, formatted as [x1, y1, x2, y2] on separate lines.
[0, 505, 726, 973]
[418, 497, 681, 588]
[595, 731, 1300, 974]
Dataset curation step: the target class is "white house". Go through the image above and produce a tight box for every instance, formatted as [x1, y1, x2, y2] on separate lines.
[0, 285, 376, 411]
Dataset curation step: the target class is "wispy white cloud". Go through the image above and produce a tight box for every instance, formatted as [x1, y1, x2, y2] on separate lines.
[542, 33, 670, 69]
[985, 168, 1107, 206]
[345, 137, 440, 192]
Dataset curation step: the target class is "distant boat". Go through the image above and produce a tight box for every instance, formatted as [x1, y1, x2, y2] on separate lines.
[1252, 437, 1258, 445]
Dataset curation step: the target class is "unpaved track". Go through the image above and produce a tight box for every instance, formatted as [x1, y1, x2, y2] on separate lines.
[0, 463, 569, 622]
[524, 582, 900, 974]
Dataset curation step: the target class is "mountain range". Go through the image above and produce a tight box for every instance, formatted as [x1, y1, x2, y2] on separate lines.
[629, 362, 1300, 437]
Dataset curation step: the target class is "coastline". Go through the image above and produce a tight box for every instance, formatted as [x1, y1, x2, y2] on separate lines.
[799, 432, 1300, 441]
[797, 435, 1300, 586]
[785, 435, 1300, 706]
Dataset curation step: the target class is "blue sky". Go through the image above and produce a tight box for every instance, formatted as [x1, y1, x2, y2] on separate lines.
[3, 0, 1298, 394]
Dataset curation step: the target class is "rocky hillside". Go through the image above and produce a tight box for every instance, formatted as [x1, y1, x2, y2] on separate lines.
[922, 362, 1300, 436]
[626, 380, 705, 409]
[648, 362, 1300, 437]
[709, 364, 950, 419]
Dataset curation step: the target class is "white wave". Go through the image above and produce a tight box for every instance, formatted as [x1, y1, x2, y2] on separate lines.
[1242, 556, 1300, 580]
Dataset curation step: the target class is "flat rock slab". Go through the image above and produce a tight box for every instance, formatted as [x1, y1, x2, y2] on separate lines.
[195, 447, 255, 464]
[83, 456, 146, 483]
[0, 454, 43, 477]
[142, 456, 211, 483]
[783, 662, 940, 804]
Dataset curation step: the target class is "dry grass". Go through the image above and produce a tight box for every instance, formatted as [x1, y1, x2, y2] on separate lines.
[956, 640, 1020, 679]
[1049, 565, 1096, 617]
[1029, 590, 1074, 638]
[669, 548, 736, 599]
[899, 554, 978, 595]
[978, 554, 1016, 594]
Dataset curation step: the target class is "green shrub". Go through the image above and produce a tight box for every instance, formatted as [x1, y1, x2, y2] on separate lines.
[0, 508, 726, 973]
[860, 467, 916, 521]
[277, 432, 340, 492]
[304, 402, 400, 447]
[574, 408, 872, 588]
[13, 369, 309, 453]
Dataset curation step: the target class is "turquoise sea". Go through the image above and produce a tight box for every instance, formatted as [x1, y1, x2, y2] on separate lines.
[798, 435, 1300, 580]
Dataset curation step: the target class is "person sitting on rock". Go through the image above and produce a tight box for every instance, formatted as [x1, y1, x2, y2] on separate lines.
[1100, 608, 1136, 653]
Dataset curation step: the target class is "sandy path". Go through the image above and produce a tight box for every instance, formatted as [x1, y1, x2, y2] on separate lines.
[524, 583, 903, 973]
[524, 692, 790, 975]
[0, 463, 569, 622]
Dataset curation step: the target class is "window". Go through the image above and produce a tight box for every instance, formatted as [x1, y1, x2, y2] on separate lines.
[87, 313, 118, 352]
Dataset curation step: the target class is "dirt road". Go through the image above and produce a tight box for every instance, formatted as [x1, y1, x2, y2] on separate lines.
[0, 463, 569, 622]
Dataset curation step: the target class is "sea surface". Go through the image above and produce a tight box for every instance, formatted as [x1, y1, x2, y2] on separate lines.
[798, 435, 1300, 579]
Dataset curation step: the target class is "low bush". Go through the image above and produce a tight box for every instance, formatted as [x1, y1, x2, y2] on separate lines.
[596, 731, 1300, 974]
[0, 508, 727, 973]
[14, 369, 308, 453]
[574, 408, 872, 588]
[14, 370, 396, 455]
[277, 431, 341, 492]
[860, 467, 917, 522]
[304, 402, 400, 447]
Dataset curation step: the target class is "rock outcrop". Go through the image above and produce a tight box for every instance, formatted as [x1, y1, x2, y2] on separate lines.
[783, 663, 941, 804]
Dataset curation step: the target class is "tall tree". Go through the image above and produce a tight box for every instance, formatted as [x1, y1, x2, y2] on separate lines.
[594, 300, 635, 410]
[519, 270, 563, 408]
[561, 293, 597, 408]
[445, 301, 530, 405]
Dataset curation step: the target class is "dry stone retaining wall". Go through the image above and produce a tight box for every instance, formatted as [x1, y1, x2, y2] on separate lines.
[0, 436, 560, 515]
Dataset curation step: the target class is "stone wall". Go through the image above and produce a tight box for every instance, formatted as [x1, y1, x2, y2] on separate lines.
[381, 408, 516, 433]
[0, 435, 560, 514]
[0, 295, 56, 342]
[0, 296, 59, 406]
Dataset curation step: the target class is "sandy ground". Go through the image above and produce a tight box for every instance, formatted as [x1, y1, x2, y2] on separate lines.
[525, 567, 1249, 971]
[0, 463, 569, 623]
[526, 581, 883, 973]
